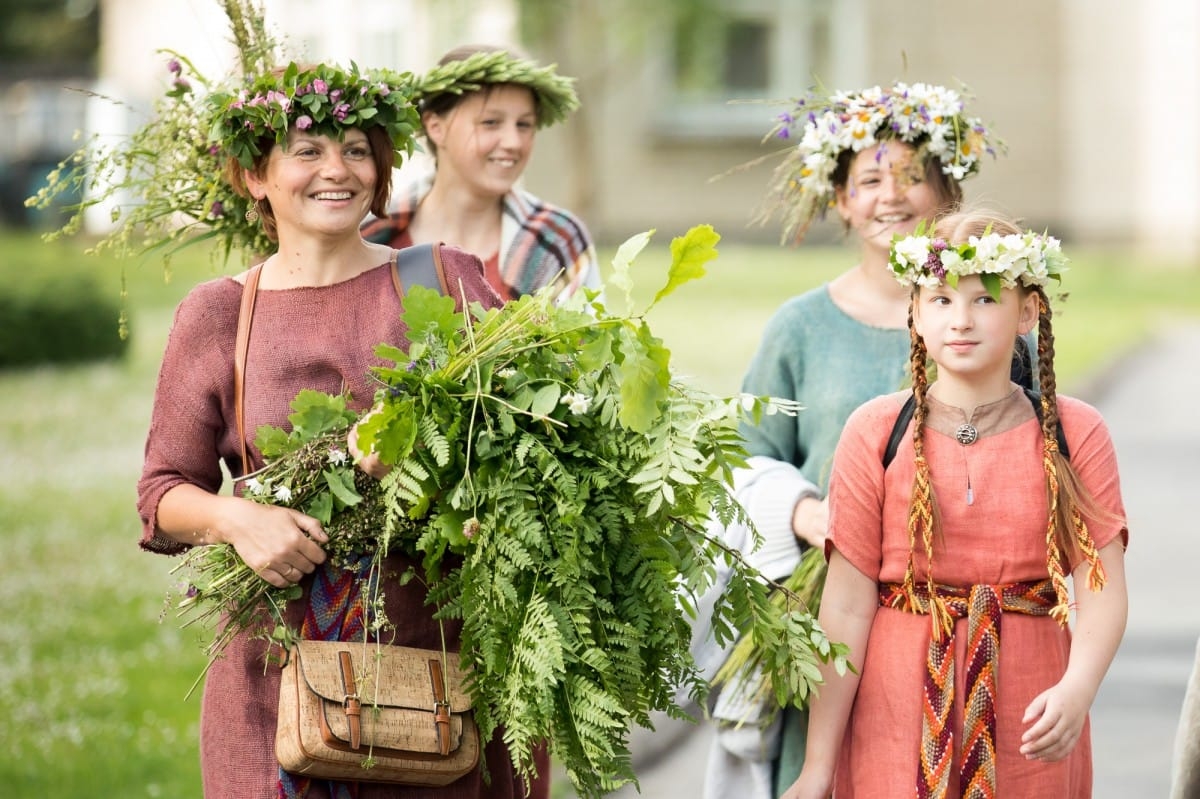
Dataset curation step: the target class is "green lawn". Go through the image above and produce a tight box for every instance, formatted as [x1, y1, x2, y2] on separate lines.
[1, 228, 1196, 798]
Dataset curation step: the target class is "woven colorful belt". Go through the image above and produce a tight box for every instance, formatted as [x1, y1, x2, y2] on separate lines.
[879, 578, 1056, 799]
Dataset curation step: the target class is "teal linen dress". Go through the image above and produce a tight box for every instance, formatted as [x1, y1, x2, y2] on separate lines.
[737, 283, 910, 794]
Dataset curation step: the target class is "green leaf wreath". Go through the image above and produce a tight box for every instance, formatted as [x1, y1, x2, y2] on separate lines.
[172, 225, 850, 798]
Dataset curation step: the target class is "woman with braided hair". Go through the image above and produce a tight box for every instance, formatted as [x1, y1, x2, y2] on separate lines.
[362, 44, 599, 302]
[781, 210, 1129, 799]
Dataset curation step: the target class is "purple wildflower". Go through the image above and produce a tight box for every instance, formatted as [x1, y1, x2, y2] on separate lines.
[295, 115, 314, 130]
[209, 200, 224, 218]
[333, 103, 351, 121]
[172, 77, 191, 92]
[167, 58, 181, 74]
[330, 89, 342, 102]
[312, 79, 328, 94]
[924, 251, 945, 279]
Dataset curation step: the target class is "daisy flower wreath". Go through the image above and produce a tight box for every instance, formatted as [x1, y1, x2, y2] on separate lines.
[171, 225, 851, 798]
[761, 81, 1004, 243]
[889, 221, 1069, 298]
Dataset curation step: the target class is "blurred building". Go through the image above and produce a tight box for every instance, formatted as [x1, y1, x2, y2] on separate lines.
[90, 0, 1200, 257]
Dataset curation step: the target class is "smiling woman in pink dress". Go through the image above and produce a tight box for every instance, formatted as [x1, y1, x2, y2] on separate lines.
[135, 62, 543, 799]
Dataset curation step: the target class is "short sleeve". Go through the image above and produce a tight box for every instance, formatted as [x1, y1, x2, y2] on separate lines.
[1057, 396, 1129, 553]
[826, 395, 906, 580]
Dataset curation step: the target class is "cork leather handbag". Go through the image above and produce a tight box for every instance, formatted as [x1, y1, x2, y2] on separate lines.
[234, 245, 480, 785]
[274, 640, 480, 785]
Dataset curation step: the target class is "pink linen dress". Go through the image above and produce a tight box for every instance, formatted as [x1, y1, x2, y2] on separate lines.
[137, 248, 546, 798]
[826, 388, 1128, 798]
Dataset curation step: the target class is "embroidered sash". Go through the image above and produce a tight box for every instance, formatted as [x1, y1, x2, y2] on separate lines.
[879, 578, 1057, 799]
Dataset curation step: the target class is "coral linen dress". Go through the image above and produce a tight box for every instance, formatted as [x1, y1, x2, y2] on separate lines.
[826, 389, 1128, 799]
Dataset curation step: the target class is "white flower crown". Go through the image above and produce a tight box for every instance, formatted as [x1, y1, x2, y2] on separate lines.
[764, 82, 1003, 243]
[889, 223, 1069, 298]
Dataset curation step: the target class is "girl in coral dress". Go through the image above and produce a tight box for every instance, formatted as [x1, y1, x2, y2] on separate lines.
[783, 210, 1129, 799]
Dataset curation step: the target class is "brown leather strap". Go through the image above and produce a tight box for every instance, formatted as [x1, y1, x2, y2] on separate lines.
[233, 264, 264, 479]
[337, 649, 362, 750]
[428, 658, 452, 756]
[388, 247, 403, 298]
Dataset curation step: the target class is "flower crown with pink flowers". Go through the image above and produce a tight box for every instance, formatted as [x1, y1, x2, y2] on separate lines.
[889, 221, 1069, 299]
[208, 62, 421, 168]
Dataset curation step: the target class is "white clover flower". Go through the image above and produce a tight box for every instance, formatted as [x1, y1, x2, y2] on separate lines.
[496, 367, 517, 379]
[327, 447, 348, 466]
[560, 391, 591, 415]
[273, 484, 293, 503]
[246, 477, 267, 496]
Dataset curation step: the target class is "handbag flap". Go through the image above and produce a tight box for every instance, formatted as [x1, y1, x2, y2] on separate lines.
[293, 640, 472, 711]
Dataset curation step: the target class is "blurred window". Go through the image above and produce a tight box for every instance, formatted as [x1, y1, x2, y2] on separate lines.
[658, 0, 863, 140]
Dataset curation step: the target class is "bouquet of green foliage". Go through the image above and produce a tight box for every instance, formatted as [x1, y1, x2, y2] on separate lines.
[173, 226, 850, 797]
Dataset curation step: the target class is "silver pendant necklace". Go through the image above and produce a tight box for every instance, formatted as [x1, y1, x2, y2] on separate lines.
[955, 422, 979, 446]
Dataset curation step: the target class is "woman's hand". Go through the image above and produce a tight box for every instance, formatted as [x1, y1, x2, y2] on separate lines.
[222, 498, 328, 589]
[791, 495, 829, 550]
[348, 407, 392, 480]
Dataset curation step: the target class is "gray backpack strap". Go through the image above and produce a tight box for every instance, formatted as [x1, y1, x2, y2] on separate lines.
[389, 243, 448, 298]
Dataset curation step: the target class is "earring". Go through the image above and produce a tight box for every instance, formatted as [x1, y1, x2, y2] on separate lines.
[245, 203, 260, 223]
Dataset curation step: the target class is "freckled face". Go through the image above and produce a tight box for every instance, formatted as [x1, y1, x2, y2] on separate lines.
[244, 128, 377, 239]
[424, 84, 537, 199]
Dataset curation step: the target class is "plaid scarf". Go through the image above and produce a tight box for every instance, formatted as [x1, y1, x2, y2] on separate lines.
[360, 173, 597, 300]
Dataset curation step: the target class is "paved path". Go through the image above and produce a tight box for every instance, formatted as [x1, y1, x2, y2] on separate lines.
[557, 320, 1200, 798]
[1088, 318, 1200, 798]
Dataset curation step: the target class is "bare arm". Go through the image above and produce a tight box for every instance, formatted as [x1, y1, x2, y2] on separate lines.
[156, 483, 328, 588]
[1020, 539, 1128, 760]
[781, 549, 879, 799]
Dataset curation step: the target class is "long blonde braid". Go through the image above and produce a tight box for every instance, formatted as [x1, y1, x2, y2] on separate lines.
[1034, 288, 1107, 623]
[898, 299, 954, 640]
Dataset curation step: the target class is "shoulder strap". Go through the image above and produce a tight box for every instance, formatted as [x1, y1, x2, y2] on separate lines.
[883, 394, 918, 470]
[234, 264, 264, 479]
[1023, 388, 1071, 460]
[389, 243, 448, 299]
[1010, 335, 1035, 390]
[882, 387, 1069, 469]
